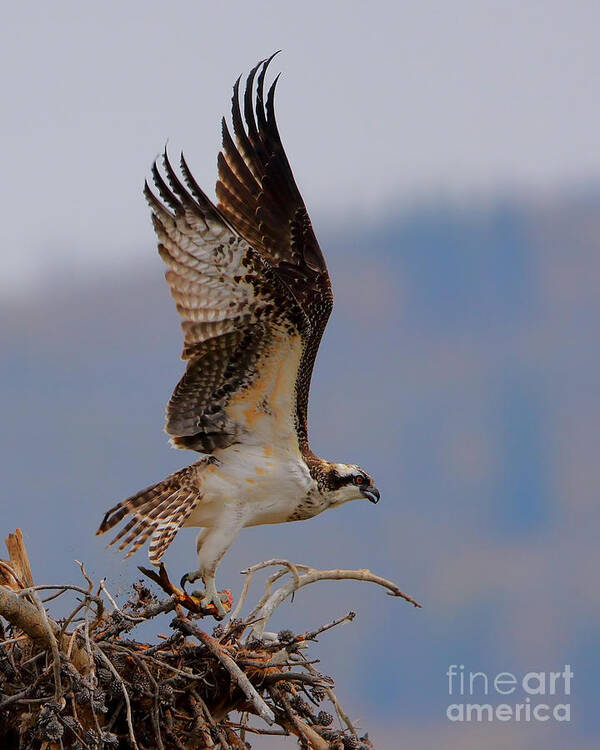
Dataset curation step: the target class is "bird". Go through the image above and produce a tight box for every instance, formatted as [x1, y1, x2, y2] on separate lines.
[97, 54, 380, 618]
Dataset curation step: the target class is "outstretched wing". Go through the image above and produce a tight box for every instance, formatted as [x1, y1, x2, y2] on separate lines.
[147, 151, 307, 453]
[216, 54, 333, 454]
[148, 56, 332, 456]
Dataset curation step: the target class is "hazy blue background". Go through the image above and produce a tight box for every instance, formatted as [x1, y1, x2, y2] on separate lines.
[1, 3, 599, 748]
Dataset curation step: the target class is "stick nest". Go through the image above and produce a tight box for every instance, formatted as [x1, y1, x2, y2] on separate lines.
[0, 530, 419, 749]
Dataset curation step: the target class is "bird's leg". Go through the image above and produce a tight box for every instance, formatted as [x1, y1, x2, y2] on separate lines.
[200, 570, 229, 618]
[179, 529, 210, 586]
[180, 513, 246, 619]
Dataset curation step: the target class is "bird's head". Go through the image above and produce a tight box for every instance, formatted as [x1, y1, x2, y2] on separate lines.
[321, 463, 380, 507]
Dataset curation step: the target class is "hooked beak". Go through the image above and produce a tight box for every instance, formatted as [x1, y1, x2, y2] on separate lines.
[360, 485, 380, 504]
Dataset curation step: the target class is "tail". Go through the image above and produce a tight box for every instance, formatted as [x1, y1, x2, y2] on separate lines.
[97, 463, 205, 564]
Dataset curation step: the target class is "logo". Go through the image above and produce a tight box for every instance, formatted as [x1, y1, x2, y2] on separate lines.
[446, 664, 573, 722]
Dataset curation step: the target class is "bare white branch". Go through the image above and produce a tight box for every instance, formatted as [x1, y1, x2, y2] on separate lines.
[240, 560, 420, 638]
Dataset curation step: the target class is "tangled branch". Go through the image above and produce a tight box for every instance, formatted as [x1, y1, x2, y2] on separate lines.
[0, 529, 419, 748]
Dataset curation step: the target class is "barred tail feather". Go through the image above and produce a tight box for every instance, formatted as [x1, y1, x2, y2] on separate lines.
[97, 466, 202, 563]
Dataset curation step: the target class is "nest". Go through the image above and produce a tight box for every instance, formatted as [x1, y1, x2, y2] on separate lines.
[0, 530, 419, 749]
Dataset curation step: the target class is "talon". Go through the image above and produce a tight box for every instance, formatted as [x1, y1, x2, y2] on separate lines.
[203, 594, 227, 620]
[202, 577, 228, 619]
[180, 570, 202, 591]
[179, 569, 229, 619]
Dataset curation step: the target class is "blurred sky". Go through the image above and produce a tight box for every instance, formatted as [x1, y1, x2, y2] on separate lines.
[2, 1, 600, 297]
[2, 196, 599, 748]
[2, 3, 600, 749]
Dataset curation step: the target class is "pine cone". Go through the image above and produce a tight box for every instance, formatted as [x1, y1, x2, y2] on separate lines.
[44, 718, 64, 741]
[97, 667, 113, 685]
[100, 731, 119, 747]
[109, 651, 128, 671]
[130, 673, 151, 697]
[61, 716, 80, 732]
[277, 629, 295, 645]
[290, 695, 310, 716]
[91, 688, 108, 713]
[0, 649, 16, 679]
[159, 683, 175, 706]
[317, 710, 334, 726]
[317, 728, 339, 741]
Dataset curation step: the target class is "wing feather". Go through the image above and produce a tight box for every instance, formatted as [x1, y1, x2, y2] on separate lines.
[146, 57, 333, 457]
[97, 462, 207, 562]
[217, 55, 333, 455]
[146, 147, 307, 453]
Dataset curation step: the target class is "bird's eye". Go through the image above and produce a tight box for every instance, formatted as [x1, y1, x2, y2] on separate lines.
[353, 475, 364, 486]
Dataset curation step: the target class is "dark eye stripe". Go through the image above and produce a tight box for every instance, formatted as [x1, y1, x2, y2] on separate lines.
[330, 471, 367, 491]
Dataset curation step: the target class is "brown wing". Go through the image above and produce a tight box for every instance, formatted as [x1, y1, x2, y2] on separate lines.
[217, 54, 334, 455]
[146, 150, 307, 453]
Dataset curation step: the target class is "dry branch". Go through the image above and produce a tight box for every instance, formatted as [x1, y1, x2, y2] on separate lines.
[0, 530, 417, 748]
[173, 618, 276, 725]
[238, 560, 421, 639]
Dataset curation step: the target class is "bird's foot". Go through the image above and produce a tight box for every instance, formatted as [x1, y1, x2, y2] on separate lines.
[180, 569, 202, 588]
[198, 576, 229, 620]
[181, 570, 230, 620]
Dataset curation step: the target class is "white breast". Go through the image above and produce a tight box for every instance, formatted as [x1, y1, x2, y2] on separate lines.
[184, 442, 319, 528]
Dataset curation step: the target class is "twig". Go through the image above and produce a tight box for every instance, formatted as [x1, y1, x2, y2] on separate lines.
[189, 687, 230, 749]
[226, 721, 289, 736]
[102, 641, 209, 681]
[17, 584, 103, 606]
[82, 606, 103, 740]
[93, 645, 139, 750]
[28, 587, 63, 703]
[174, 617, 275, 725]
[4, 529, 34, 588]
[130, 652, 165, 750]
[97, 594, 177, 639]
[0, 665, 52, 711]
[58, 599, 88, 641]
[75, 560, 104, 630]
[228, 560, 309, 624]
[0, 561, 25, 590]
[270, 686, 329, 750]
[0, 634, 27, 647]
[304, 660, 359, 739]
[246, 562, 420, 638]
[56, 714, 91, 750]
[262, 671, 329, 687]
[98, 579, 146, 625]
[238, 647, 298, 669]
[296, 611, 356, 642]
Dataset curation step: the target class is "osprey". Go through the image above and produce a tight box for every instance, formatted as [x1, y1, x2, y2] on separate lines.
[97, 55, 380, 617]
